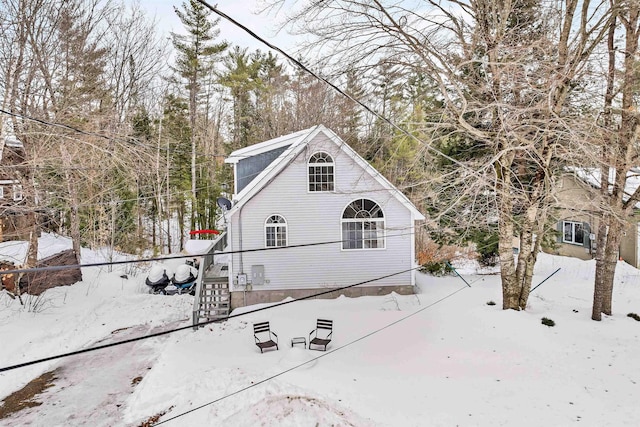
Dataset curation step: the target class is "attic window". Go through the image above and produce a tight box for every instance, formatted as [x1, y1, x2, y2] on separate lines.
[308, 152, 334, 192]
[265, 214, 287, 247]
[341, 199, 385, 250]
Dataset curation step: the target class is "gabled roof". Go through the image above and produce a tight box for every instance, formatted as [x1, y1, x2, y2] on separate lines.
[226, 124, 425, 220]
[224, 127, 314, 164]
[567, 167, 640, 209]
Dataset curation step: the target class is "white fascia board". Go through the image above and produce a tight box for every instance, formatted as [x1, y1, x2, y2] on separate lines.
[225, 126, 316, 164]
[226, 124, 425, 221]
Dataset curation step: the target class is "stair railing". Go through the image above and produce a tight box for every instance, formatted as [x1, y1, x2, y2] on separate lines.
[192, 231, 227, 330]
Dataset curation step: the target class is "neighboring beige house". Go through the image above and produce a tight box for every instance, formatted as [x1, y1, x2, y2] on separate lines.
[548, 169, 640, 267]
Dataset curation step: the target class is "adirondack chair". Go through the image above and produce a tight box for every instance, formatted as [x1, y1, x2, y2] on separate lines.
[309, 319, 333, 351]
[253, 321, 279, 353]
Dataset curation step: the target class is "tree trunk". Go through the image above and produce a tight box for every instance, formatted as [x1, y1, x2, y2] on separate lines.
[60, 145, 82, 270]
[496, 156, 520, 310]
[593, 218, 621, 320]
[516, 224, 537, 310]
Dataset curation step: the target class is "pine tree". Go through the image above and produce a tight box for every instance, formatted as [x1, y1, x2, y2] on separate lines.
[172, 0, 227, 230]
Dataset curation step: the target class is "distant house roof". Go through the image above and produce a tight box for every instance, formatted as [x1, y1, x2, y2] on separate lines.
[4, 135, 22, 148]
[567, 167, 640, 209]
[1, 133, 24, 164]
[225, 125, 425, 220]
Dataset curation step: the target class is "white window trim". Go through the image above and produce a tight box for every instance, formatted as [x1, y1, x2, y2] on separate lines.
[264, 214, 288, 248]
[0, 186, 4, 199]
[562, 220, 584, 245]
[307, 151, 335, 193]
[340, 199, 386, 251]
[12, 184, 23, 201]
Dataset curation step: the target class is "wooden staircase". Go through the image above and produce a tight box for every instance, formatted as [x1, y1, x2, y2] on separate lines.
[192, 233, 230, 329]
[195, 265, 230, 322]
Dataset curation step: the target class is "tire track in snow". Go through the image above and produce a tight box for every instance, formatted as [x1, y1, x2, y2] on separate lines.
[1, 320, 187, 427]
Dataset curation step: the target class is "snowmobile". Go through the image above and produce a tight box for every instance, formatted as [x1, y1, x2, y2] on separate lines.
[165, 264, 198, 296]
[145, 265, 171, 294]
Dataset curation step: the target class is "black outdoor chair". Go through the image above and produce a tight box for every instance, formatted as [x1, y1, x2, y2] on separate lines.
[253, 321, 279, 353]
[309, 319, 333, 351]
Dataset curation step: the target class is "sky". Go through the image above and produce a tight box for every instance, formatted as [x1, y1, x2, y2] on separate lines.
[2, 234, 640, 425]
[134, 0, 296, 53]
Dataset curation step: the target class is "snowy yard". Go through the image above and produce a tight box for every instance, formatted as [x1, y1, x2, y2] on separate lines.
[1, 235, 640, 426]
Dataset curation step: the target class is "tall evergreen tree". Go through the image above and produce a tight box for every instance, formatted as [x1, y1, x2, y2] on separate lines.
[219, 46, 263, 149]
[172, 0, 227, 229]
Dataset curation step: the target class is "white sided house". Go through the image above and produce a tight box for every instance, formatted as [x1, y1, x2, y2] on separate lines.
[222, 125, 425, 308]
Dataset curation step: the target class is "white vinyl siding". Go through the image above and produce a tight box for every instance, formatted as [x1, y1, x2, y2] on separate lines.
[229, 133, 413, 291]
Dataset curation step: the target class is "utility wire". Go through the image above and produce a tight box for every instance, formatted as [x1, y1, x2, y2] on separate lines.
[0, 108, 159, 152]
[0, 264, 424, 374]
[155, 283, 470, 425]
[196, 1, 486, 182]
[0, 108, 117, 143]
[0, 230, 416, 276]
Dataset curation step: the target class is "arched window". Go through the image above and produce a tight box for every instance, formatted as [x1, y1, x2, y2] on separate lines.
[265, 215, 287, 247]
[341, 199, 385, 250]
[308, 152, 334, 192]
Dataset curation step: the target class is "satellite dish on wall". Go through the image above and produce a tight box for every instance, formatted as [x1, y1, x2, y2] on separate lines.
[217, 197, 232, 211]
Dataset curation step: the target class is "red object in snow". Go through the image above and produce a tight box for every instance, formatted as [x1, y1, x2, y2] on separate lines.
[189, 229, 220, 235]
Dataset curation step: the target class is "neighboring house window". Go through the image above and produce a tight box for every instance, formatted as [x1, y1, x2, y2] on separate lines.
[341, 199, 385, 250]
[308, 152, 334, 192]
[265, 215, 287, 247]
[12, 184, 22, 201]
[563, 221, 584, 245]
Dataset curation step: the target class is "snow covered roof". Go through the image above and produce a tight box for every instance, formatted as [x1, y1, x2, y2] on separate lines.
[226, 125, 425, 220]
[4, 135, 23, 148]
[568, 167, 640, 209]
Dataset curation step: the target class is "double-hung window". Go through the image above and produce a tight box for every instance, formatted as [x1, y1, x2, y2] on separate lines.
[12, 184, 22, 201]
[308, 152, 334, 192]
[341, 199, 385, 250]
[265, 215, 287, 247]
[563, 221, 584, 245]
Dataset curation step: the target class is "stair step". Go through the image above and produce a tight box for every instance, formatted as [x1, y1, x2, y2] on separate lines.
[193, 259, 231, 327]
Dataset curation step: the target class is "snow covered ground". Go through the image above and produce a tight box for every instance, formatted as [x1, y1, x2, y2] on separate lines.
[1, 234, 640, 426]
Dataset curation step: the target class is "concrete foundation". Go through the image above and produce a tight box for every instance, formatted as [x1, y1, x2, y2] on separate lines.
[230, 285, 415, 310]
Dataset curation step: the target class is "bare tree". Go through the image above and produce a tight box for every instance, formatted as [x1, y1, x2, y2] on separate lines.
[592, 0, 640, 321]
[269, 0, 612, 309]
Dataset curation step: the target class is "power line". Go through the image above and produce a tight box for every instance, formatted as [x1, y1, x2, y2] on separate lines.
[0, 230, 416, 277]
[155, 283, 469, 425]
[0, 108, 188, 155]
[195, 1, 486, 183]
[0, 108, 120, 143]
[0, 264, 425, 374]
